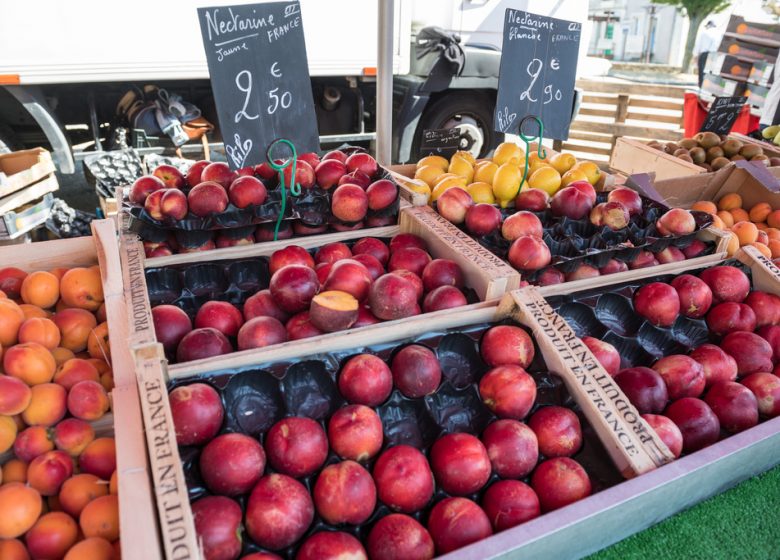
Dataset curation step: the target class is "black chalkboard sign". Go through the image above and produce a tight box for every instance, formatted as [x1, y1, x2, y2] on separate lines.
[198, 1, 320, 170]
[421, 128, 461, 158]
[700, 96, 747, 136]
[494, 9, 581, 141]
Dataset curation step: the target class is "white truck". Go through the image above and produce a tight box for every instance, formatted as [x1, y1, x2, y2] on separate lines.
[0, 0, 592, 172]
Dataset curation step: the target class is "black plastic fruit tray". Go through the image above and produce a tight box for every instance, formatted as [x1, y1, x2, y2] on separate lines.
[169, 320, 623, 559]
[124, 147, 400, 233]
[144, 237, 479, 350]
[437, 193, 714, 280]
[547, 260, 750, 369]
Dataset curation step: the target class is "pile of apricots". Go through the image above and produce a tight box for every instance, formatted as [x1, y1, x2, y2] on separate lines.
[0, 265, 120, 560]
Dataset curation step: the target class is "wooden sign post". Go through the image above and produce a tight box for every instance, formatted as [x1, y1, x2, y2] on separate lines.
[494, 9, 581, 140]
[197, 1, 320, 169]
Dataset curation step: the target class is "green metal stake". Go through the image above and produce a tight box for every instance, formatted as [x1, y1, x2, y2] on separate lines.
[517, 115, 547, 198]
[266, 139, 302, 241]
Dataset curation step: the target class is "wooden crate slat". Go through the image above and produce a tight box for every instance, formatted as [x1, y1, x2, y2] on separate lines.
[561, 143, 614, 156]
[579, 107, 618, 118]
[625, 112, 684, 125]
[576, 79, 686, 99]
[581, 94, 621, 105]
[628, 98, 685, 111]
[572, 121, 682, 141]
[568, 130, 616, 144]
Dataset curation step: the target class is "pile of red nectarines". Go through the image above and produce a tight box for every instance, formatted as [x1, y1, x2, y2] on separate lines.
[580, 264, 780, 458]
[0, 266, 119, 559]
[436, 181, 706, 283]
[133, 151, 399, 257]
[170, 323, 596, 559]
[152, 234, 472, 363]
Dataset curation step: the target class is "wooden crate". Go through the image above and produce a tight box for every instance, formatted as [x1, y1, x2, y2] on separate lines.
[119, 204, 522, 373]
[731, 132, 780, 159]
[609, 137, 706, 181]
[0, 223, 162, 560]
[0, 148, 56, 198]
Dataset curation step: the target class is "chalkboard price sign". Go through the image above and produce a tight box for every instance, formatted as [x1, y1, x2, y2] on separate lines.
[421, 128, 461, 158]
[494, 9, 581, 141]
[700, 96, 747, 136]
[198, 1, 320, 170]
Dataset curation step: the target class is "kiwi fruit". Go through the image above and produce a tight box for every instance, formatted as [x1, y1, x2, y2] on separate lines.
[699, 163, 712, 172]
[711, 156, 731, 170]
[770, 157, 780, 167]
[739, 144, 762, 159]
[689, 147, 706, 164]
[665, 142, 680, 154]
[721, 139, 743, 157]
[706, 146, 725, 162]
[677, 154, 694, 163]
[730, 154, 746, 161]
[696, 131, 721, 149]
[679, 138, 699, 150]
[647, 141, 662, 150]
[674, 148, 690, 157]
[752, 154, 770, 166]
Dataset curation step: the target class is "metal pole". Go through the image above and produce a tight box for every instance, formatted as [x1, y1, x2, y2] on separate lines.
[376, 0, 394, 165]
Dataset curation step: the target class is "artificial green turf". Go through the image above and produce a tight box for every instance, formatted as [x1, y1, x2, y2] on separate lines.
[589, 465, 780, 560]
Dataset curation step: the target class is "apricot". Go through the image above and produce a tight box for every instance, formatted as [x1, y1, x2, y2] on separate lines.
[87, 322, 110, 361]
[0, 415, 17, 454]
[64, 537, 115, 560]
[3, 459, 28, 484]
[19, 304, 50, 320]
[725, 232, 740, 257]
[28, 450, 73, 496]
[749, 202, 772, 223]
[0, 375, 32, 415]
[67, 381, 110, 421]
[711, 214, 725, 231]
[59, 474, 108, 518]
[769, 239, 780, 258]
[0, 268, 27, 300]
[718, 193, 742, 211]
[18, 318, 61, 349]
[13, 426, 54, 462]
[767, 210, 780, 229]
[109, 471, 117, 494]
[732, 221, 759, 246]
[20, 271, 60, 309]
[729, 208, 750, 223]
[60, 268, 104, 312]
[79, 438, 116, 480]
[767, 228, 780, 242]
[0, 483, 42, 538]
[716, 210, 735, 228]
[100, 372, 114, 392]
[53, 358, 100, 390]
[0, 538, 28, 560]
[49, 348, 75, 367]
[96, 303, 107, 323]
[750, 242, 772, 258]
[26, 511, 79, 559]
[0, 299, 25, 347]
[691, 201, 717, 214]
[53, 309, 97, 353]
[21, 383, 67, 427]
[80, 494, 119, 541]
[3, 342, 56, 385]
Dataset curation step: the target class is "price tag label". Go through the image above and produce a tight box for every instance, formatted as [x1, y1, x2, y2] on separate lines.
[700, 96, 746, 136]
[421, 128, 461, 159]
[494, 9, 581, 140]
[198, 1, 320, 169]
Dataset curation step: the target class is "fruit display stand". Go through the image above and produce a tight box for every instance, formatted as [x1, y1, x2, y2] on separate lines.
[118, 203, 521, 378]
[609, 136, 780, 183]
[129, 280, 676, 560]
[0, 221, 160, 559]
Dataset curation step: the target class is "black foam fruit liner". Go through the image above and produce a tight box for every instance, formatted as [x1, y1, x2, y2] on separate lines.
[169, 320, 623, 558]
[436, 193, 714, 278]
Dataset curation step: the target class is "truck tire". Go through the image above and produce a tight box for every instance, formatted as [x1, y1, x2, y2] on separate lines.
[412, 91, 502, 161]
[0, 123, 19, 154]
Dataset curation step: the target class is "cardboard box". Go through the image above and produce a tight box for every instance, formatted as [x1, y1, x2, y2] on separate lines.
[637, 159, 780, 210]
[718, 37, 779, 63]
[726, 16, 780, 45]
[0, 222, 162, 560]
[610, 137, 705, 182]
[705, 53, 753, 80]
[748, 60, 775, 86]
